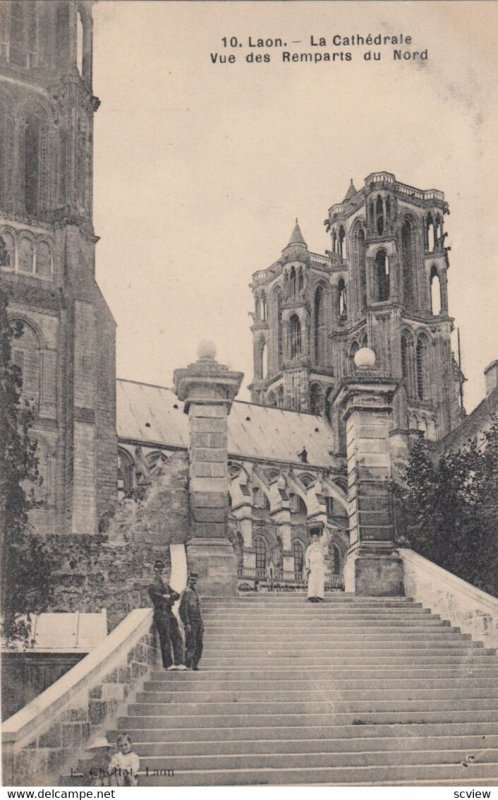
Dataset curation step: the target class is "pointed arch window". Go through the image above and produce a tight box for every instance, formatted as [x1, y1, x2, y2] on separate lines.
[18, 238, 34, 273]
[293, 540, 304, 578]
[290, 314, 301, 359]
[289, 267, 297, 298]
[254, 536, 267, 578]
[338, 278, 347, 320]
[416, 335, 428, 400]
[430, 265, 442, 315]
[310, 383, 324, 415]
[426, 213, 435, 252]
[36, 241, 52, 277]
[376, 195, 384, 235]
[338, 227, 345, 259]
[352, 226, 367, 312]
[24, 108, 49, 216]
[314, 284, 326, 365]
[401, 219, 415, 308]
[330, 543, 341, 575]
[375, 249, 390, 301]
[277, 385, 284, 408]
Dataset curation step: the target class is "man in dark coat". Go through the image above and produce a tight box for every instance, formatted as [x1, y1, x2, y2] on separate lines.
[148, 559, 186, 670]
[179, 572, 204, 670]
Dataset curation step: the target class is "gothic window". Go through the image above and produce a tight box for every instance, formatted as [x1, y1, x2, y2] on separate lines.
[401, 219, 415, 307]
[325, 386, 334, 423]
[236, 532, 244, 571]
[352, 226, 367, 312]
[290, 314, 301, 358]
[310, 383, 324, 415]
[0, 233, 14, 268]
[331, 230, 337, 253]
[430, 265, 442, 315]
[426, 213, 435, 252]
[325, 496, 334, 518]
[376, 195, 384, 235]
[330, 543, 341, 575]
[314, 284, 325, 365]
[386, 196, 391, 222]
[361, 333, 368, 348]
[298, 268, 304, 294]
[338, 278, 347, 320]
[289, 267, 297, 298]
[261, 291, 267, 321]
[401, 331, 414, 397]
[293, 540, 304, 578]
[255, 336, 266, 379]
[117, 449, 134, 498]
[277, 385, 284, 407]
[375, 249, 390, 301]
[24, 108, 49, 216]
[36, 241, 52, 277]
[338, 226, 345, 259]
[18, 238, 34, 273]
[416, 334, 428, 400]
[254, 536, 267, 578]
[267, 391, 276, 407]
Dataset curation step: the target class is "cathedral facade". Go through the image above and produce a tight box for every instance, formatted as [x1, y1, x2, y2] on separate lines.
[249, 174, 463, 444]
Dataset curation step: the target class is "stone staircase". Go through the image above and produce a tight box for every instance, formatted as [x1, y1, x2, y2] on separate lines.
[100, 595, 498, 785]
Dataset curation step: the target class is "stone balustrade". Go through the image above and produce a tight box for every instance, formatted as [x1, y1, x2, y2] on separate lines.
[400, 548, 498, 650]
[2, 608, 156, 786]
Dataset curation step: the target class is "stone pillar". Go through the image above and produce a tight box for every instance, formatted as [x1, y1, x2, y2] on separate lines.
[173, 342, 243, 596]
[333, 348, 404, 596]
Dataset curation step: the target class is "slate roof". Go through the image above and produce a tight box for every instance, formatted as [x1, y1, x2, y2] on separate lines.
[117, 379, 336, 468]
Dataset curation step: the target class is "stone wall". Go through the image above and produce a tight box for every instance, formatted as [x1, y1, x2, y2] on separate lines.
[2, 609, 156, 786]
[40, 452, 190, 629]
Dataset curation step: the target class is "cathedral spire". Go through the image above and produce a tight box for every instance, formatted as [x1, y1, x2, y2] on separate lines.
[288, 218, 307, 247]
[344, 179, 357, 200]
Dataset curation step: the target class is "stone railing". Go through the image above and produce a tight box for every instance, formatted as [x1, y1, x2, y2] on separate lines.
[400, 549, 498, 650]
[2, 608, 156, 786]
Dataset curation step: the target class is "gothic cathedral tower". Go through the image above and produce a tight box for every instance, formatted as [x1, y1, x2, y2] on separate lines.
[250, 172, 462, 443]
[0, 1, 116, 534]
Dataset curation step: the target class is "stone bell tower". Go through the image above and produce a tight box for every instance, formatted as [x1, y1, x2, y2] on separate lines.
[0, 1, 116, 534]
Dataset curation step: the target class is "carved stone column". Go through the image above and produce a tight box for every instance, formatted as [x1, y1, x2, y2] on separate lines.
[173, 342, 243, 595]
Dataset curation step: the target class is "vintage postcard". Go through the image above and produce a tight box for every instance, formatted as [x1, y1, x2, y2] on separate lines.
[1, 0, 497, 792]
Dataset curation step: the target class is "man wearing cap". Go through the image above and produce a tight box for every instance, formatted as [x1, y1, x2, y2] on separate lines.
[148, 559, 186, 671]
[179, 572, 204, 670]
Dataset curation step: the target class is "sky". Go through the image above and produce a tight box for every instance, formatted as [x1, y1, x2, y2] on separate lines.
[92, 1, 498, 413]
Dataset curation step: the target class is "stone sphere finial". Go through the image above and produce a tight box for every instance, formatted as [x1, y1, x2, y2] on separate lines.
[354, 347, 376, 369]
[197, 340, 217, 361]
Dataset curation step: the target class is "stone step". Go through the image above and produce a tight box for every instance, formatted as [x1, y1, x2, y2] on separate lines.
[144, 677, 498, 692]
[136, 687, 498, 703]
[135, 762, 498, 786]
[203, 620, 452, 632]
[203, 596, 413, 604]
[123, 710, 498, 728]
[201, 634, 474, 648]
[128, 698, 498, 716]
[129, 733, 498, 757]
[137, 747, 498, 772]
[199, 652, 496, 666]
[204, 627, 466, 649]
[114, 720, 498, 741]
[149, 666, 498, 681]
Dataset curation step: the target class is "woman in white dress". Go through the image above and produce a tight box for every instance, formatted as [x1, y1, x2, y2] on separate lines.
[305, 532, 325, 602]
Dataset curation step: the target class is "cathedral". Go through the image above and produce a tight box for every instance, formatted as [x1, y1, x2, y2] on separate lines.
[0, 0, 495, 594]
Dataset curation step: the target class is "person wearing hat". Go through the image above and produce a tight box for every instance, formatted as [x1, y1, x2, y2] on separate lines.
[179, 571, 204, 670]
[84, 736, 113, 786]
[148, 559, 186, 670]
